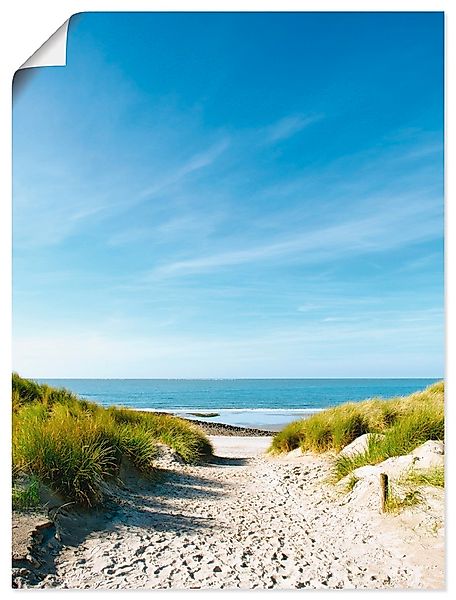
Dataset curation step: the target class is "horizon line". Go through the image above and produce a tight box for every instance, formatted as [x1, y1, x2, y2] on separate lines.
[30, 376, 443, 381]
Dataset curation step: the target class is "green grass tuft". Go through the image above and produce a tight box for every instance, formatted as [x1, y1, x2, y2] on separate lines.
[401, 466, 444, 488]
[384, 488, 422, 513]
[109, 408, 213, 463]
[270, 381, 444, 481]
[333, 402, 444, 480]
[12, 476, 41, 511]
[344, 474, 360, 493]
[12, 374, 213, 506]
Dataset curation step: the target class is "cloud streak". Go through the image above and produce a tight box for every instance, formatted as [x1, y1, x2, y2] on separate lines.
[139, 138, 230, 199]
[264, 114, 323, 143]
[147, 194, 442, 279]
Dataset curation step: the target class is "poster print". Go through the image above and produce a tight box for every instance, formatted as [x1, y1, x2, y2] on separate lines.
[12, 12, 444, 590]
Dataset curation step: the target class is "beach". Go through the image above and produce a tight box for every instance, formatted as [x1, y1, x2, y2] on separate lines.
[14, 433, 444, 590]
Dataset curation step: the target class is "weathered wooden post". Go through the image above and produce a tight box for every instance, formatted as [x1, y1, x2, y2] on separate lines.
[380, 472, 388, 512]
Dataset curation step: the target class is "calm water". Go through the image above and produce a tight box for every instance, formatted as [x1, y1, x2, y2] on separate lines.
[37, 378, 439, 430]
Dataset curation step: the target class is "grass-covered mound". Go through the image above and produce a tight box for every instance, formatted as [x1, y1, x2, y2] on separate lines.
[269, 382, 444, 477]
[12, 374, 213, 507]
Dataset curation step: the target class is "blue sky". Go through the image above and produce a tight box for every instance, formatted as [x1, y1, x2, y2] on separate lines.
[13, 12, 444, 378]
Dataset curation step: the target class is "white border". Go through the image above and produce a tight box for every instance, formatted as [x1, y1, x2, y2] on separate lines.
[20, 20, 70, 69]
[1, 2, 452, 598]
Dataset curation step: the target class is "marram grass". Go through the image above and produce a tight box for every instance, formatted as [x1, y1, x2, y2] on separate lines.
[12, 374, 213, 507]
[384, 488, 422, 513]
[12, 475, 41, 510]
[401, 466, 444, 488]
[269, 381, 444, 480]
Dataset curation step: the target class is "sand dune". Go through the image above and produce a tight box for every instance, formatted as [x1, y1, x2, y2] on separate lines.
[15, 435, 442, 590]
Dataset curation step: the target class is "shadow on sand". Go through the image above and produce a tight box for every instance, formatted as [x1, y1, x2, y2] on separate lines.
[208, 455, 250, 467]
[14, 456, 241, 586]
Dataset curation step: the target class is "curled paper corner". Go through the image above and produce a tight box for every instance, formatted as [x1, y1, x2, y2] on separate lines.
[19, 19, 70, 70]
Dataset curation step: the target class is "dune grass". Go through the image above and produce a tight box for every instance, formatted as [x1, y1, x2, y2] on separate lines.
[12, 476, 41, 510]
[12, 374, 213, 507]
[107, 407, 213, 463]
[344, 474, 360, 493]
[382, 465, 444, 514]
[269, 382, 444, 480]
[384, 487, 422, 513]
[333, 400, 444, 480]
[401, 466, 444, 488]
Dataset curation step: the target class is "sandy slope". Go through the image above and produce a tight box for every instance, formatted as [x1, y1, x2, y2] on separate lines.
[35, 436, 443, 590]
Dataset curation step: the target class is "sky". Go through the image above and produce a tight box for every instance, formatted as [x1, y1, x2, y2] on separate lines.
[12, 12, 444, 378]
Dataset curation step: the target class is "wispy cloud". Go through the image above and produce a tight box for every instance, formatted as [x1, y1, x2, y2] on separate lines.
[13, 181, 111, 248]
[106, 211, 224, 247]
[139, 138, 229, 199]
[147, 194, 441, 279]
[321, 316, 363, 323]
[264, 114, 323, 143]
[297, 303, 321, 312]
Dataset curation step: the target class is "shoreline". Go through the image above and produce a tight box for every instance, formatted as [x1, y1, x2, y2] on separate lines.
[133, 408, 318, 433]
[175, 416, 274, 437]
[132, 409, 277, 435]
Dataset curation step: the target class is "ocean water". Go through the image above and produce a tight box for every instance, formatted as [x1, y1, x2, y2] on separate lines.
[37, 378, 439, 431]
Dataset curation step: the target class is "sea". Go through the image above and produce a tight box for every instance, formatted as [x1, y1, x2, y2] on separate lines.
[36, 378, 439, 431]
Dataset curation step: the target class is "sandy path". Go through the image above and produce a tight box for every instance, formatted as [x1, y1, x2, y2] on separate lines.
[42, 436, 443, 590]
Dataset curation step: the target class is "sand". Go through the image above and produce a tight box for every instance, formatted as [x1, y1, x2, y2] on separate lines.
[15, 435, 444, 590]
